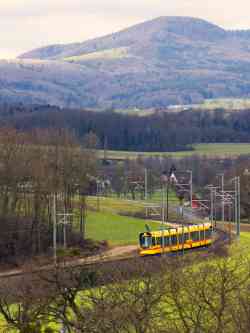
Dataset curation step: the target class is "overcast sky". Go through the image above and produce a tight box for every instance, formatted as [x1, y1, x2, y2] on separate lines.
[2, 0, 250, 59]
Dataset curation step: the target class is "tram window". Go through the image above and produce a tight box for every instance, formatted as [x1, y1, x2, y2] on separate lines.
[171, 235, 177, 245]
[178, 232, 188, 244]
[205, 228, 212, 239]
[140, 235, 152, 248]
[164, 236, 170, 246]
[191, 231, 200, 241]
[200, 230, 205, 240]
[156, 237, 161, 245]
[178, 234, 184, 244]
[151, 237, 156, 246]
[159, 236, 170, 246]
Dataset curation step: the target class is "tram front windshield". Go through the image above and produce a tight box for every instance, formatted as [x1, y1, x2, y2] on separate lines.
[140, 234, 152, 249]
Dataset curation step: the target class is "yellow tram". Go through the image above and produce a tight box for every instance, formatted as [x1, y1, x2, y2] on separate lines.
[139, 223, 213, 256]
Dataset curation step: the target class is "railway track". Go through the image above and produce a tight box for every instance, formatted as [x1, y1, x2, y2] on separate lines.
[0, 225, 231, 280]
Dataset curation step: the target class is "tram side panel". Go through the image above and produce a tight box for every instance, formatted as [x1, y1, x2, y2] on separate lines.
[139, 223, 213, 256]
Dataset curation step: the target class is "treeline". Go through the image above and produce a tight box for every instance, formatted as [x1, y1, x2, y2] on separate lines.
[2, 104, 250, 151]
[0, 105, 237, 150]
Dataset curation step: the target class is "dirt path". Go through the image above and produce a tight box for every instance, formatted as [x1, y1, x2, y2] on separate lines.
[72, 245, 138, 266]
[0, 244, 139, 279]
[103, 245, 138, 257]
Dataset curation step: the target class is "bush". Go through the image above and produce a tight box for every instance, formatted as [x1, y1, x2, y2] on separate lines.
[56, 240, 109, 259]
[0, 217, 52, 263]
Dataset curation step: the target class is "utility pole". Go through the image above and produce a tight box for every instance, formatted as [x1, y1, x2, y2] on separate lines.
[144, 168, 148, 201]
[174, 169, 192, 210]
[185, 170, 193, 210]
[234, 177, 238, 237]
[237, 176, 240, 237]
[96, 181, 100, 211]
[210, 187, 214, 229]
[231, 176, 240, 237]
[161, 183, 165, 255]
[145, 168, 148, 217]
[221, 174, 225, 222]
[166, 180, 169, 220]
[179, 197, 185, 255]
[81, 195, 86, 240]
[53, 193, 57, 266]
[207, 186, 216, 230]
[63, 204, 67, 248]
[167, 165, 177, 220]
[53, 192, 74, 264]
[161, 171, 168, 255]
[190, 170, 193, 210]
[57, 213, 73, 248]
[162, 183, 165, 224]
[229, 203, 232, 241]
[218, 173, 225, 221]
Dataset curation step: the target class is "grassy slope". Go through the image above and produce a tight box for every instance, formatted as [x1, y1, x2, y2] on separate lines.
[231, 231, 250, 254]
[97, 143, 250, 160]
[195, 98, 250, 110]
[87, 191, 178, 210]
[64, 47, 130, 62]
[85, 210, 161, 246]
[85, 193, 179, 246]
[86, 196, 146, 215]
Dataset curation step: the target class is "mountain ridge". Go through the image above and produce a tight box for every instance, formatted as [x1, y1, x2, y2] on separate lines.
[2, 16, 250, 109]
[19, 16, 228, 60]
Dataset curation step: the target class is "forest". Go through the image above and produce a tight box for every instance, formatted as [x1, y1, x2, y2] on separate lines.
[0, 127, 97, 263]
[1, 103, 250, 151]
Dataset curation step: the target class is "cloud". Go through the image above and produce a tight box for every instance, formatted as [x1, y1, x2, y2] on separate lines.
[1, 0, 250, 25]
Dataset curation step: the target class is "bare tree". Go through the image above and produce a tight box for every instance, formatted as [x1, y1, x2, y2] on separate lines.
[0, 272, 54, 333]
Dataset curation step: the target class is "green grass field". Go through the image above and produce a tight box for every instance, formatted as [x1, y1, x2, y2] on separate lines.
[231, 231, 250, 254]
[86, 191, 178, 212]
[85, 210, 162, 246]
[97, 143, 250, 160]
[145, 189, 178, 203]
[86, 196, 146, 216]
[85, 194, 179, 246]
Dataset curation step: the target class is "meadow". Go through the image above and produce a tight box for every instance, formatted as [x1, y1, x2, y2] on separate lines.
[85, 195, 179, 245]
[85, 210, 162, 246]
[97, 143, 250, 160]
[86, 191, 178, 211]
[195, 98, 250, 110]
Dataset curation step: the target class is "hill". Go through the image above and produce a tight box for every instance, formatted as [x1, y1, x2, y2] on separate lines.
[2, 16, 250, 109]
